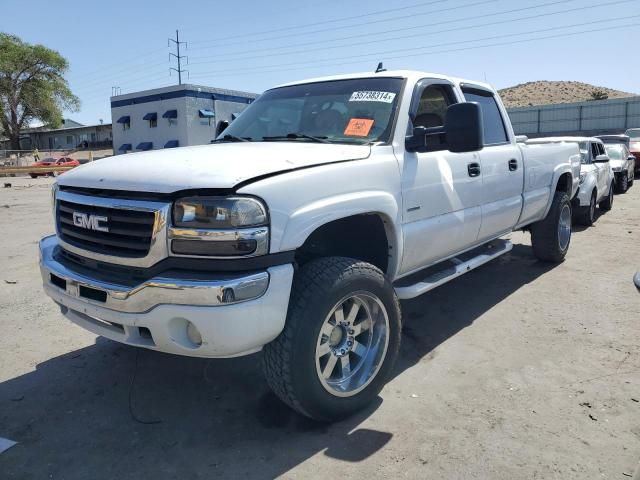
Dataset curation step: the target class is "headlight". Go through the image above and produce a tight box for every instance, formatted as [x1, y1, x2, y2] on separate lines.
[171, 196, 269, 257]
[173, 196, 267, 228]
[579, 173, 586, 185]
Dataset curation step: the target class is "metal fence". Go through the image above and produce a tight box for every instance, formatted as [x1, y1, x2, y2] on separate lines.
[507, 96, 640, 138]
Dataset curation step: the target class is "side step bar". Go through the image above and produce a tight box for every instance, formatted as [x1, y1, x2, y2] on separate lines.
[394, 239, 513, 300]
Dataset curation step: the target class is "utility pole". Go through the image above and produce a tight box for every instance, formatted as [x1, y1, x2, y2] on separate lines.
[169, 29, 188, 85]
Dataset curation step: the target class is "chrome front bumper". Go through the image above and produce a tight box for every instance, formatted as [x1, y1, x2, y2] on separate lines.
[39, 235, 270, 314]
[39, 235, 294, 358]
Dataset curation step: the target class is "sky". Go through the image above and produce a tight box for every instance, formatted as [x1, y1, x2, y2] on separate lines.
[2, 0, 638, 125]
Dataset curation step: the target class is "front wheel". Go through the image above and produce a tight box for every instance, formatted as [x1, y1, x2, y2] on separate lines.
[530, 191, 572, 263]
[262, 257, 401, 421]
[617, 174, 628, 194]
[599, 182, 614, 211]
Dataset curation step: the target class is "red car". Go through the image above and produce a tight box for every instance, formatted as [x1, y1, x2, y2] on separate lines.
[625, 128, 640, 174]
[30, 157, 80, 178]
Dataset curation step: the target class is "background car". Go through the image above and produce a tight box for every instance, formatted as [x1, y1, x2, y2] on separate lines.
[604, 143, 635, 193]
[624, 128, 640, 174]
[30, 157, 80, 178]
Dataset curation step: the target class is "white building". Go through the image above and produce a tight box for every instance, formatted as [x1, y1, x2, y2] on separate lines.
[110, 84, 258, 154]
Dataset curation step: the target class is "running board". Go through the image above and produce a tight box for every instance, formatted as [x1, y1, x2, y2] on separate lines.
[394, 239, 513, 300]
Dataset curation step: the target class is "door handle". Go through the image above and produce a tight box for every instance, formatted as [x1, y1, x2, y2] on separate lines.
[508, 159, 518, 171]
[467, 162, 481, 177]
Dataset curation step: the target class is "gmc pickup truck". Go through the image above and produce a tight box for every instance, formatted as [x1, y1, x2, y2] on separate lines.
[40, 70, 580, 421]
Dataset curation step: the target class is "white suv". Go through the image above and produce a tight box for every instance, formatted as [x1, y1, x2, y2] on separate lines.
[528, 137, 614, 226]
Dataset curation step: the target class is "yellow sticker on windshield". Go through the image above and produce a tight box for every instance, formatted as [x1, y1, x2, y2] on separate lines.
[344, 118, 374, 137]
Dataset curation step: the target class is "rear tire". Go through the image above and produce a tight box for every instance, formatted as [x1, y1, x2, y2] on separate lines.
[575, 190, 596, 226]
[262, 257, 401, 422]
[599, 182, 614, 211]
[531, 190, 571, 263]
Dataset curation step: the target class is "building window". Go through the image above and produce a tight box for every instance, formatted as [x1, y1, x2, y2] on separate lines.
[143, 112, 158, 128]
[162, 109, 178, 126]
[117, 115, 131, 131]
[66, 135, 73, 145]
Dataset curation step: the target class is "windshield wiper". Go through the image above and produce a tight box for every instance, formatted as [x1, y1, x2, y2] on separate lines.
[262, 133, 330, 144]
[211, 134, 252, 143]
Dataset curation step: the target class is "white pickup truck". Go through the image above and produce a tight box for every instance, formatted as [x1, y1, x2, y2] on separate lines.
[40, 70, 580, 421]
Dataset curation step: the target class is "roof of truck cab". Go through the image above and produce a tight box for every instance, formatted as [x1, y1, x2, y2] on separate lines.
[274, 70, 495, 92]
[527, 136, 603, 144]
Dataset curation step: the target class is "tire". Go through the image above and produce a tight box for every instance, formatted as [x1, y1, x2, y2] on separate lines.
[617, 174, 628, 194]
[628, 173, 634, 187]
[599, 182, 614, 211]
[29, 174, 37, 179]
[575, 190, 596, 226]
[262, 257, 401, 422]
[531, 190, 572, 263]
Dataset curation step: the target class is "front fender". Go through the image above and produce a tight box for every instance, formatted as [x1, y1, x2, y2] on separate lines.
[542, 164, 574, 218]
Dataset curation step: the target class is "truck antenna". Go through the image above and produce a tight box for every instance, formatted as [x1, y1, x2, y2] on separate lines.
[375, 62, 386, 73]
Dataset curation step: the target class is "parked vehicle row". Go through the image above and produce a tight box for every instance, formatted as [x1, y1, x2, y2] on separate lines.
[527, 133, 637, 226]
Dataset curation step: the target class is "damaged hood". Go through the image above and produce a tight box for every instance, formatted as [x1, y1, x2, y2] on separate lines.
[57, 142, 371, 193]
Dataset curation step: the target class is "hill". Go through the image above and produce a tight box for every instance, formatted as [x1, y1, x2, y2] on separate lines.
[498, 81, 636, 108]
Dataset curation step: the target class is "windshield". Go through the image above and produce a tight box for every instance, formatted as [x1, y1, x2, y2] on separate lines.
[220, 77, 404, 145]
[625, 128, 640, 140]
[604, 145, 624, 160]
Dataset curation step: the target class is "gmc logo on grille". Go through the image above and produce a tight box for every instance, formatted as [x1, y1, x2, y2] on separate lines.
[72, 212, 109, 232]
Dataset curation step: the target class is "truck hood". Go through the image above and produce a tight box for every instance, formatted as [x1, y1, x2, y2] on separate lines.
[57, 143, 371, 193]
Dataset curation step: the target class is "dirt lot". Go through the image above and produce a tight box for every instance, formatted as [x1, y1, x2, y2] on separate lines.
[0, 176, 639, 479]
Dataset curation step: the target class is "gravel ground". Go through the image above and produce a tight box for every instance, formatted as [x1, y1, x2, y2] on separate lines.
[0, 176, 639, 480]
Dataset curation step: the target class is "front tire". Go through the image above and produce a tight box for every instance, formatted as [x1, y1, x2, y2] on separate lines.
[262, 257, 401, 422]
[531, 190, 572, 263]
[575, 190, 596, 226]
[599, 182, 614, 211]
[617, 174, 628, 194]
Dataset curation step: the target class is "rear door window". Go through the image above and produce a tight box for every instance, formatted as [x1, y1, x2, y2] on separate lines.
[461, 87, 508, 145]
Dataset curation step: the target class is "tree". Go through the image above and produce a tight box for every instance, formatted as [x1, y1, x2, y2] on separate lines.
[0, 33, 79, 149]
[589, 89, 609, 101]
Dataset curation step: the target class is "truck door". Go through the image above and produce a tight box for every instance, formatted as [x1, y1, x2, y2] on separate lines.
[400, 80, 483, 276]
[461, 87, 524, 242]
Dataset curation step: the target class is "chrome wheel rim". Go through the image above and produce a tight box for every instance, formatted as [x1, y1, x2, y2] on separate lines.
[590, 194, 596, 222]
[315, 292, 390, 397]
[558, 203, 571, 251]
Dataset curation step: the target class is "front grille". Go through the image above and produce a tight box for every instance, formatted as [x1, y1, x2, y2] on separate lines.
[57, 199, 155, 257]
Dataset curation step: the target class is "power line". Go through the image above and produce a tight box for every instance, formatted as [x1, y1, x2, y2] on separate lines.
[188, 0, 626, 66]
[187, 0, 447, 45]
[70, 48, 167, 81]
[188, 0, 498, 51]
[188, 17, 640, 81]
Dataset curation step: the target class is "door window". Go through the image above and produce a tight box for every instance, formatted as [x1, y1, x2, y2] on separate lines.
[409, 83, 455, 151]
[461, 88, 508, 145]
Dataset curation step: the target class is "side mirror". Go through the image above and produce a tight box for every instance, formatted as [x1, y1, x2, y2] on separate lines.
[629, 156, 636, 162]
[405, 102, 484, 153]
[594, 154, 609, 163]
[445, 102, 484, 153]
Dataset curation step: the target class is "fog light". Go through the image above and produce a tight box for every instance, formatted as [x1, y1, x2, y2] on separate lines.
[186, 321, 202, 346]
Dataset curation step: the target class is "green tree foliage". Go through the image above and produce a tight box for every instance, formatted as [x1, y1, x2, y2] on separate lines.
[0, 33, 79, 149]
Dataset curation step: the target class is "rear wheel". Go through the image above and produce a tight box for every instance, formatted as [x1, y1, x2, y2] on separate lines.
[531, 190, 571, 263]
[262, 257, 401, 421]
[599, 182, 614, 211]
[576, 190, 596, 226]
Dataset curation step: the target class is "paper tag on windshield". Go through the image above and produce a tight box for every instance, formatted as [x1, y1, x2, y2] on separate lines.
[349, 91, 396, 103]
[344, 118, 375, 137]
